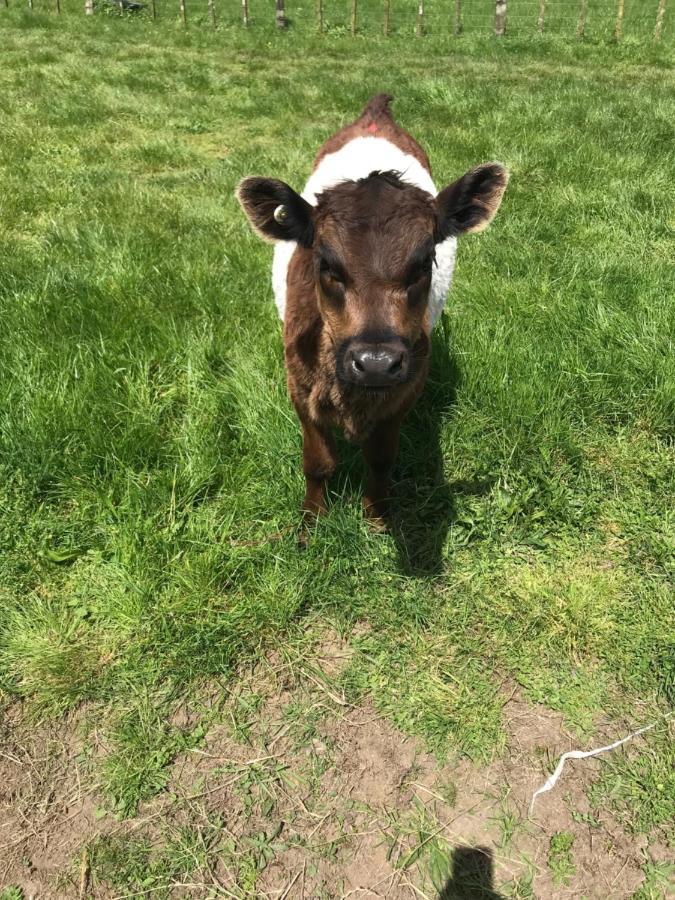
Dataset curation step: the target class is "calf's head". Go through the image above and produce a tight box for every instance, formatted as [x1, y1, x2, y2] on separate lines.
[237, 165, 508, 389]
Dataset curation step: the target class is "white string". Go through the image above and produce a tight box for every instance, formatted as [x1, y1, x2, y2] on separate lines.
[529, 712, 674, 816]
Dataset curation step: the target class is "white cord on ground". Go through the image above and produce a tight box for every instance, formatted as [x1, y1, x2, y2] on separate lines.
[529, 712, 674, 816]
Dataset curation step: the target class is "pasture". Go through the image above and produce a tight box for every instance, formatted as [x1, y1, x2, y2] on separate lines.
[0, 7, 674, 897]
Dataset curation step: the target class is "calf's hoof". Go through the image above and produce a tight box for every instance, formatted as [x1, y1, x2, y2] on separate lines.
[301, 500, 327, 521]
[298, 499, 327, 548]
[363, 497, 390, 532]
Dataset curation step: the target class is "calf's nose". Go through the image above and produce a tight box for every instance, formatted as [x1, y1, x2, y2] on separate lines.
[347, 344, 409, 386]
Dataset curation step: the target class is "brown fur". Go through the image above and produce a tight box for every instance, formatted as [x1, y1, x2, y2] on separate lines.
[314, 93, 431, 174]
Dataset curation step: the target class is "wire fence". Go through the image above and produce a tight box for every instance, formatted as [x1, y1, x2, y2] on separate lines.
[3, 0, 670, 40]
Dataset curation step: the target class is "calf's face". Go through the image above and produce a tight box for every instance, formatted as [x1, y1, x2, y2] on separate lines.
[312, 174, 436, 389]
[237, 165, 508, 389]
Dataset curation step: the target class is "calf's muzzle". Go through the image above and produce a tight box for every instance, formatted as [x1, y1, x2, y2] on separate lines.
[341, 338, 410, 388]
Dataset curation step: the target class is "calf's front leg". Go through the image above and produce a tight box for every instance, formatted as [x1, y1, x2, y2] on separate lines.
[300, 418, 337, 518]
[361, 416, 402, 524]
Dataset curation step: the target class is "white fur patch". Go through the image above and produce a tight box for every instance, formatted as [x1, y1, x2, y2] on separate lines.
[303, 136, 437, 202]
[271, 136, 456, 328]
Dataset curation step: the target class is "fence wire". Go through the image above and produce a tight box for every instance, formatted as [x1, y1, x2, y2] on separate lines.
[6, 0, 671, 41]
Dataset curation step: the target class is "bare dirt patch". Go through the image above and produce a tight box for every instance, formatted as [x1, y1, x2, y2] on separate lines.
[0, 633, 662, 898]
[0, 703, 114, 898]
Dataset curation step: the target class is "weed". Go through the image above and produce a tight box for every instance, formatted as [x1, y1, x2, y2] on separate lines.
[0, 889, 24, 900]
[548, 831, 577, 885]
[632, 860, 675, 899]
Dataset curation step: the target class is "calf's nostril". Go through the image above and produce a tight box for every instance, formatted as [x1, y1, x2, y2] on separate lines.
[388, 354, 403, 375]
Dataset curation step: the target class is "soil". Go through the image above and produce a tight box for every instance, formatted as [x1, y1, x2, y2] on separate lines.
[0, 632, 667, 899]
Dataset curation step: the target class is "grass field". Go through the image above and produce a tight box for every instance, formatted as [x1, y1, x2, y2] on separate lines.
[0, 6, 674, 898]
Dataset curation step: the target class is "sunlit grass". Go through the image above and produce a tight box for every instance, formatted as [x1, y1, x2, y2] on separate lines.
[0, 4, 673, 855]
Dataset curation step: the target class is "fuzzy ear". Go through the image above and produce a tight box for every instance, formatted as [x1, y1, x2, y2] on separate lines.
[435, 163, 509, 241]
[236, 177, 314, 246]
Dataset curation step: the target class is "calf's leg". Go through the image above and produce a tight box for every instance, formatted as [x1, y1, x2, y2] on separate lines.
[300, 419, 337, 517]
[361, 416, 401, 523]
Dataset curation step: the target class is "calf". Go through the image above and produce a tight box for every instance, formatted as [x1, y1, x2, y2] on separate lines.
[237, 94, 508, 523]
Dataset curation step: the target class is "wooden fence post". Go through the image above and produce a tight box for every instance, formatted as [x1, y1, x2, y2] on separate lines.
[654, 0, 667, 40]
[454, 0, 462, 35]
[85, 0, 94, 14]
[614, 0, 624, 39]
[538, 0, 545, 32]
[495, 0, 506, 35]
[28, 0, 33, 10]
[180, 0, 187, 23]
[317, 0, 323, 31]
[416, 0, 424, 35]
[275, 0, 287, 27]
[55, 0, 60, 13]
[576, 0, 587, 38]
[350, 0, 356, 35]
[208, 0, 215, 25]
[383, 0, 389, 34]
[241, 0, 248, 26]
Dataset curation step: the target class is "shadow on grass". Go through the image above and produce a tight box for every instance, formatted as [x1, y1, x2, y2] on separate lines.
[331, 323, 493, 575]
[389, 323, 460, 576]
[439, 846, 505, 900]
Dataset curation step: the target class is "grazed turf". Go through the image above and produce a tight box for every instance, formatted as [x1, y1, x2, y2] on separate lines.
[0, 7, 673, 896]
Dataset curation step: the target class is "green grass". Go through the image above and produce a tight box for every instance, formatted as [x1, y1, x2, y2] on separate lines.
[548, 831, 576, 885]
[0, 3, 674, 887]
[632, 860, 675, 900]
[0, 889, 25, 900]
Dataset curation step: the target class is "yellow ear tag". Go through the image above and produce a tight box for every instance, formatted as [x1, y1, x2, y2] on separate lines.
[273, 205, 288, 224]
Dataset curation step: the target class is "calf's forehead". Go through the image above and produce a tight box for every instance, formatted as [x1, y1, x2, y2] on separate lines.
[314, 179, 437, 275]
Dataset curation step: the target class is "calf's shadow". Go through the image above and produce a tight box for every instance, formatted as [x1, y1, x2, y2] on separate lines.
[333, 322, 460, 576]
[389, 323, 459, 575]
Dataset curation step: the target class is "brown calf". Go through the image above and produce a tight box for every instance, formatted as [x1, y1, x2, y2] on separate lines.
[237, 94, 508, 524]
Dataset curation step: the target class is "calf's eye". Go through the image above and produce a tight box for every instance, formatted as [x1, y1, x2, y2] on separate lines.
[319, 258, 345, 291]
[407, 258, 433, 287]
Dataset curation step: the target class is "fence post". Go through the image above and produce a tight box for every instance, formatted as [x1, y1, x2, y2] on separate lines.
[416, 0, 424, 35]
[317, 0, 323, 31]
[538, 0, 545, 32]
[383, 0, 389, 34]
[55, 0, 60, 13]
[180, 0, 187, 23]
[350, 0, 356, 35]
[454, 0, 462, 34]
[275, 0, 286, 27]
[654, 0, 666, 39]
[495, 0, 506, 35]
[28, 0, 33, 9]
[614, 0, 624, 39]
[85, 0, 94, 13]
[576, 0, 587, 38]
[241, 0, 248, 26]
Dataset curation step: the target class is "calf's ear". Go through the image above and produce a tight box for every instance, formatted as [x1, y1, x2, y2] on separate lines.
[236, 177, 314, 247]
[435, 163, 509, 241]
